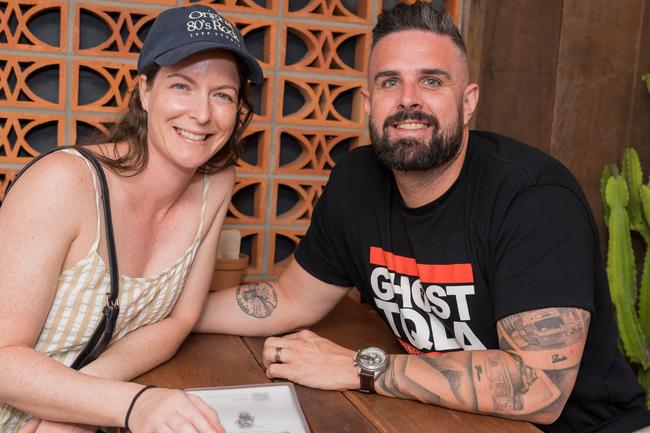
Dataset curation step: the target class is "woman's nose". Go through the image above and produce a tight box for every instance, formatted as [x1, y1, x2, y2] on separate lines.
[189, 95, 211, 124]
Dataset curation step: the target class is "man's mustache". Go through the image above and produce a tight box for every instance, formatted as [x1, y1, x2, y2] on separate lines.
[382, 110, 440, 131]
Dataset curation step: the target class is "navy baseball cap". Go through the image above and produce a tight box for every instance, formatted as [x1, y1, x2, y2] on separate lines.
[137, 5, 263, 85]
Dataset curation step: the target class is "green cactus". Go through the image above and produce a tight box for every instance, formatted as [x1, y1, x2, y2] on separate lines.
[601, 74, 650, 407]
[643, 74, 650, 94]
[602, 146, 650, 409]
[622, 149, 646, 234]
[640, 185, 650, 342]
[601, 164, 619, 227]
[605, 177, 646, 358]
[605, 175, 650, 366]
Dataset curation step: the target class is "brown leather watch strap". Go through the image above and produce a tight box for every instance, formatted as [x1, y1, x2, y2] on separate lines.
[359, 369, 375, 393]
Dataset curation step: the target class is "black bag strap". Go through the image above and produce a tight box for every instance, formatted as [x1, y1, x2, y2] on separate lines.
[2, 146, 120, 370]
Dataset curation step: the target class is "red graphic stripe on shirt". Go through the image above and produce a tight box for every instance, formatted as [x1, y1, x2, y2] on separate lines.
[369, 246, 473, 283]
[398, 339, 444, 357]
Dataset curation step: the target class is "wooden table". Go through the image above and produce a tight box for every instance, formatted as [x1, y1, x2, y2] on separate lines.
[136, 297, 541, 433]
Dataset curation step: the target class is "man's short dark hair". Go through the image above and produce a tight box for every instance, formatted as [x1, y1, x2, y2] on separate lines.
[371, 1, 466, 59]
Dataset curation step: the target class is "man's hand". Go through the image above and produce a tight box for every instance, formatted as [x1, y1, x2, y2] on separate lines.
[18, 419, 95, 433]
[263, 330, 359, 390]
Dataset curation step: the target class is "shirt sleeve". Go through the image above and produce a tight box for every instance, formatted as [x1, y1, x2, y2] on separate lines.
[294, 176, 355, 287]
[490, 185, 597, 320]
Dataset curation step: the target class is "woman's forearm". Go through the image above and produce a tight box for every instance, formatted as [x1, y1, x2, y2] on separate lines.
[79, 315, 193, 381]
[0, 345, 141, 426]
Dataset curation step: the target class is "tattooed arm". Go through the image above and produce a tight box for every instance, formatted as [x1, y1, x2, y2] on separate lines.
[194, 259, 350, 336]
[375, 307, 590, 424]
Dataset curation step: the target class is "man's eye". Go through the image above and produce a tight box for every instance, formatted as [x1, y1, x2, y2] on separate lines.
[383, 79, 399, 88]
[423, 78, 440, 87]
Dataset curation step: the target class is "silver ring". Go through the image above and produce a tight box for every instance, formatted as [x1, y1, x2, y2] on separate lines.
[275, 346, 283, 363]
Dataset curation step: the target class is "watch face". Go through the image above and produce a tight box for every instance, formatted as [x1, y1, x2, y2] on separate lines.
[357, 347, 387, 372]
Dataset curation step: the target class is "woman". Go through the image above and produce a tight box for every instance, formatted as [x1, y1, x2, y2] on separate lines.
[0, 5, 263, 433]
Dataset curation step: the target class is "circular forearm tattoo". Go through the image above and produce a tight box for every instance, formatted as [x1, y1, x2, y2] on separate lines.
[236, 281, 278, 318]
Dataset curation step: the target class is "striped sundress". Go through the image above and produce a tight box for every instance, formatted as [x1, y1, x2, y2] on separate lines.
[0, 149, 210, 432]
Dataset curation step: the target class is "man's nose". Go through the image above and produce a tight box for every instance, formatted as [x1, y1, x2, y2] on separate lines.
[398, 82, 422, 111]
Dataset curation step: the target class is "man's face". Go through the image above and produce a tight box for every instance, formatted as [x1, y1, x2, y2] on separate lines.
[363, 30, 473, 172]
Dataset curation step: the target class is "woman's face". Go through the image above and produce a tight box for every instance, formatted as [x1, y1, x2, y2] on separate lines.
[139, 49, 241, 174]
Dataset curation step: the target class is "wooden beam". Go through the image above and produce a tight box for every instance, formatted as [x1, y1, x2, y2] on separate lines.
[550, 0, 645, 228]
[472, 0, 563, 154]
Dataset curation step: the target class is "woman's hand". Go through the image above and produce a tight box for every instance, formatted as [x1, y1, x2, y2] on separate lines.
[17, 388, 223, 433]
[128, 387, 224, 433]
[18, 419, 95, 433]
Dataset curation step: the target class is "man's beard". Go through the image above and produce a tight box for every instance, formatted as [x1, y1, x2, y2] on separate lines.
[370, 106, 464, 172]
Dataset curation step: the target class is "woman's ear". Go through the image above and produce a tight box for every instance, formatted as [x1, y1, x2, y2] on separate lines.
[139, 75, 150, 113]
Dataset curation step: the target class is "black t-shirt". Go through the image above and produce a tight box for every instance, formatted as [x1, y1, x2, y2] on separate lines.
[295, 131, 650, 433]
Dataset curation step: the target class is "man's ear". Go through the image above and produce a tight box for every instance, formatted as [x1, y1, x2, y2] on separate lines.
[139, 74, 150, 112]
[462, 83, 479, 125]
[361, 87, 371, 116]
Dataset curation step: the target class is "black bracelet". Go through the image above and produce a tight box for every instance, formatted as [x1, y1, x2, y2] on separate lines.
[124, 384, 157, 432]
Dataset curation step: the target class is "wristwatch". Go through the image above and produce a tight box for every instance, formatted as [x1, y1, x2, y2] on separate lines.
[353, 346, 388, 393]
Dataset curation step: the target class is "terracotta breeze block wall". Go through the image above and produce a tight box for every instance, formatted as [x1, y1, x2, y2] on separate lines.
[0, 0, 458, 281]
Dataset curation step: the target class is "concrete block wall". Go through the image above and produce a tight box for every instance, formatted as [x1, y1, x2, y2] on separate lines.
[0, 0, 458, 281]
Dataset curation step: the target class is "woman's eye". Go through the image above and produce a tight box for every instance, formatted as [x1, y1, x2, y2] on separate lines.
[215, 92, 235, 102]
[171, 83, 189, 91]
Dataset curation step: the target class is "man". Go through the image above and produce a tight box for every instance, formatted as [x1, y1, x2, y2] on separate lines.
[195, 2, 650, 432]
